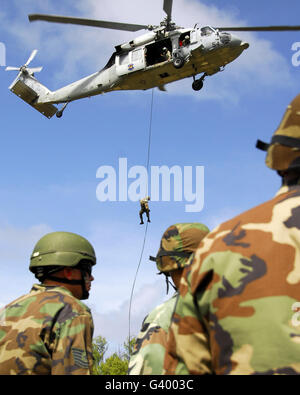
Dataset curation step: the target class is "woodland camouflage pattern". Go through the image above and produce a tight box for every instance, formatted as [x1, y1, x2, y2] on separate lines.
[164, 184, 300, 375]
[0, 284, 94, 375]
[129, 223, 209, 375]
[128, 294, 177, 375]
[156, 222, 210, 273]
[258, 93, 300, 171]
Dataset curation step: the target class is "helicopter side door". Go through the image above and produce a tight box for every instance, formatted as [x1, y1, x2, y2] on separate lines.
[116, 48, 146, 77]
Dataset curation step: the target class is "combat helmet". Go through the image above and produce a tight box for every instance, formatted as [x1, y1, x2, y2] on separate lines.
[256, 94, 300, 171]
[150, 222, 209, 274]
[30, 231, 96, 299]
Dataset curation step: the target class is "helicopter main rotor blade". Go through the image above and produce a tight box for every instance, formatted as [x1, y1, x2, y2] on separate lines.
[28, 14, 149, 32]
[163, 0, 173, 22]
[217, 25, 300, 32]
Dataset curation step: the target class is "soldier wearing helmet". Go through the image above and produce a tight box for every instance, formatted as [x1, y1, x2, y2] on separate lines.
[256, 93, 300, 183]
[128, 222, 209, 375]
[164, 94, 300, 375]
[139, 196, 151, 224]
[0, 231, 96, 375]
[161, 47, 171, 62]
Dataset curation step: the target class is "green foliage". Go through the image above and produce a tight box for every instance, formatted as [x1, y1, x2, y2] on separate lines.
[92, 335, 137, 375]
[100, 352, 129, 375]
[92, 335, 108, 375]
[124, 336, 137, 361]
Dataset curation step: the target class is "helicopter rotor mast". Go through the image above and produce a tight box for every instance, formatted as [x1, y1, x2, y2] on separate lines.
[163, 0, 175, 30]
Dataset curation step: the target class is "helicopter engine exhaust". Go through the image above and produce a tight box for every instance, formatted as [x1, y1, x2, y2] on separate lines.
[119, 32, 157, 51]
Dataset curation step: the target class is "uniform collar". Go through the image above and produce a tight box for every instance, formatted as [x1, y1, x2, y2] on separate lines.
[30, 283, 75, 297]
[275, 184, 300, 197]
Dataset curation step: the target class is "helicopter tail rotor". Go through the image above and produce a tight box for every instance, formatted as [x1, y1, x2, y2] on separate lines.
[5, 49, 43, 81]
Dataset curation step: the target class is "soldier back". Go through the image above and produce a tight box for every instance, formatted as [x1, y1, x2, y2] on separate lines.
[128, 222, 209, 375]
[0, 283, 94, 375]
[128, 294, 177, 374]
[164, 184, 300, 374]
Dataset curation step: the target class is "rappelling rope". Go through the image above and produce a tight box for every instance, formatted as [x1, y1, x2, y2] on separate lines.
[128, 89, 154, 358]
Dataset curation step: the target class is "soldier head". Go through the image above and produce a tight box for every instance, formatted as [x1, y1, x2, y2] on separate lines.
[150, 223, 209, 292]
[257, 93, 300, 185]
[30, 231, 96, 300]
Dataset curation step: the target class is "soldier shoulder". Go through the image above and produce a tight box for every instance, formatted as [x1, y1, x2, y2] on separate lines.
[5, 284, 92, 322]
[144, 294, 177, 332]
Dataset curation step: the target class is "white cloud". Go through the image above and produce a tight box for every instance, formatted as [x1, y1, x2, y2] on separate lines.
[89, 280, 169, 353]
[0, 223, 52, 263]
[0, 223, 53, 304]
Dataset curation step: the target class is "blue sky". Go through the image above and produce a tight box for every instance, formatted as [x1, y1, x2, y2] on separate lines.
[0, 0, 300, 353]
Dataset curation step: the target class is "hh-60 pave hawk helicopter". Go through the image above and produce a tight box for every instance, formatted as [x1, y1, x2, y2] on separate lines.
[6, 0, 300, 119]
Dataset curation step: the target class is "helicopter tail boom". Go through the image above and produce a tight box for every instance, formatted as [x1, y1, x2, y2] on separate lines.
[6, 49, 58, 118]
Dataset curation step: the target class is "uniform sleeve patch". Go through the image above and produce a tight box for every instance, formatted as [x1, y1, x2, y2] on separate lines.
[71, 348, 89, 369]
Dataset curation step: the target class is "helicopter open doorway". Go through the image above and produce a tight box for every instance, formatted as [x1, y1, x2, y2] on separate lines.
[145, 38, 172, 67]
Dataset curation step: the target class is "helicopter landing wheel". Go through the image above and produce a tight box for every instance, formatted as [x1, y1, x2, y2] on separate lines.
[173, 56, 185, 69]
[192, 79, 203, 91]
[56, 102, 69, 118]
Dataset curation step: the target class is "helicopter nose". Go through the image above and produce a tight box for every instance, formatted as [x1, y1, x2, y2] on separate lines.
[230, 34, 249, 50]
[230, 34, 242, 46]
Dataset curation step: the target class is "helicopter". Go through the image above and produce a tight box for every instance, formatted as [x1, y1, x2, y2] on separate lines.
[5, 0, 300, 119]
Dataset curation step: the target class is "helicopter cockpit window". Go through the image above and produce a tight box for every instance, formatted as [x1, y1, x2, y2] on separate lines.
[179, 32, 191, 47]
[132, 49, 143, 62]
[200, 26, 214, 36]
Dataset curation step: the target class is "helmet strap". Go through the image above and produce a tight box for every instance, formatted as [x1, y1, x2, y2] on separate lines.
[158, 272, 177, 294]
[45, 269, 90, 300]
[80, 269, 90, 300]
[45, 275, 83, 286]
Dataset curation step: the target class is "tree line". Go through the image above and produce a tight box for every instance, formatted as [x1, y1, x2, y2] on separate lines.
[92, 335, 136, 375]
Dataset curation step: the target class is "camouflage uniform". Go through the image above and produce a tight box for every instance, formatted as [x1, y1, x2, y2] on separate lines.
[128, 294, 177, 375]
[139, 196, 151, 224]
[128, 223, 209, 375]
[164, 94, 300, 375]
[0, 231, 96, 375]
[0, 283, 94, 375]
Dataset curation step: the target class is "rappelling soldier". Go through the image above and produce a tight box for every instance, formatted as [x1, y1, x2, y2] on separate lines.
[0, 231, 97, 375]
[139, 196, 151, 224]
